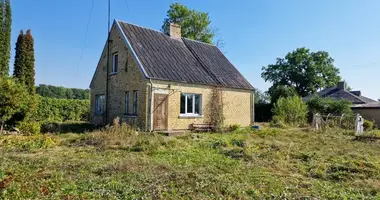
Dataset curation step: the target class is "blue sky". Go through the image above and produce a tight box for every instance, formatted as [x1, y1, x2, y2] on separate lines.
[10, 0, 380, 99]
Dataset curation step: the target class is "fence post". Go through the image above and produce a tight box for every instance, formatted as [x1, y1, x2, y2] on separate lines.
[313, 113, 322, 131]
[355, 114, 364, 135]
[339, 114, 345, 128]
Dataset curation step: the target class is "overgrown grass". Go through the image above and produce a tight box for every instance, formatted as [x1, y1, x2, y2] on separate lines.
[1, 126, 380, 199]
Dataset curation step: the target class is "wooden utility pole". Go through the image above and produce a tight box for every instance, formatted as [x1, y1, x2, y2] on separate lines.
[104, 0, 111, 124]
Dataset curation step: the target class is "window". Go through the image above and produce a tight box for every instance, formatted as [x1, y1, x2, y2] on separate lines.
[125, 51, 129, 73]
[95, 95, 105, 114]
[125, 91, 130, 114]
[112, 53, 118, 73]
[180, 93, 201, 116]
[133, 90, 138, 115]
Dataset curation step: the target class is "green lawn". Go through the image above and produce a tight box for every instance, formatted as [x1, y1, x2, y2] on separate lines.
[1, 126, 380, 199]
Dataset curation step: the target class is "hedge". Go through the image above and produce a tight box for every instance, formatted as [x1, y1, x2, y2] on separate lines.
[306, 96, 352, 115]
[33, 96, 90, 122]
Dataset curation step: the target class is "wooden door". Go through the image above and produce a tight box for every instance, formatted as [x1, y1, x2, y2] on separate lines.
[153, 94, 168, 130]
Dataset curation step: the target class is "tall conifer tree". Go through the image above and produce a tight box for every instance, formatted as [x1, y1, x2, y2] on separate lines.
[0, 0, 12, 77]
[14, 30, 26, 81]
[24, 29, 35, 94]
[13, 29, 35, 94]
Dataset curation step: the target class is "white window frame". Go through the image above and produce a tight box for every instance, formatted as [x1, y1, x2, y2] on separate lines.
[125, 91, 130, 114]
[180, 93, 202, 117]
[133, 90, 138, 115]
[95, 94, 105, 115]
[112, 53, 118, 73]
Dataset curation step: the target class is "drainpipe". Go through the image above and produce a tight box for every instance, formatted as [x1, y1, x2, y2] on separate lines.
[148, 78, 154, 132]
[251, 91, 255, 125]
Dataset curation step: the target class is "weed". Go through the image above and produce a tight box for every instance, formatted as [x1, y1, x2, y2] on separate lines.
[1, 127, 380, 198]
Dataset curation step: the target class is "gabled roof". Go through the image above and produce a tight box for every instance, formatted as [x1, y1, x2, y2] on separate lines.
[116, 20, 253, 90]
[303, 83, 376, 104]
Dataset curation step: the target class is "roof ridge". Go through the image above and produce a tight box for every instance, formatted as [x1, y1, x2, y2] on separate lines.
[182, 38, 216, 47]
[115, 19, 254, 90]
[116, 19, 166, 35]
[117, 19, 219, 47]
[340, 89, 366, 103]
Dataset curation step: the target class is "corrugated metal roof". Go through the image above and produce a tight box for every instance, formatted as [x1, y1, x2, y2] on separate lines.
[118, 21, 253, 90]
[303, 85, 376, 104]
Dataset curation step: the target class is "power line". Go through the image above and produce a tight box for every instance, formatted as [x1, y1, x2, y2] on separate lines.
[344, 65, 379, 70]
[75, 0, 95, 77]
[124, 0, 131, 13]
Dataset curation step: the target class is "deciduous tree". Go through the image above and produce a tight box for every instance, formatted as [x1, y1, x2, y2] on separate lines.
[267, 85, 298, 104]
[162, 3, 215, 44]
[262, 47, 341, 97]
[254, 89, 269, 104]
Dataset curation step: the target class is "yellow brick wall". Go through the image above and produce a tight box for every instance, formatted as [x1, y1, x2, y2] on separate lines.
[90, 23, 148, 129]
[90, 22, 254, 131]
[151, 80, 253, 130]
[352, 108, 380, 127]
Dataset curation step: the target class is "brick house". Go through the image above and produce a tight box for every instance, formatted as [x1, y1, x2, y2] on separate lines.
[89, 20, 254, 131]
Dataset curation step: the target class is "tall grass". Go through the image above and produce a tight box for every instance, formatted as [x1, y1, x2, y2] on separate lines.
[1, 126, 380, 199]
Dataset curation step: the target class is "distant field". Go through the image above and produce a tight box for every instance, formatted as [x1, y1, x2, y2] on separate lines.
[1, 126, 380, 199]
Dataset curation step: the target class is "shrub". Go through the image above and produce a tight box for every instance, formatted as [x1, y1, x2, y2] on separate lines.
[272, 96, 308, 127]
[230, 124, 241, 131]
[0, 77, 37, 129]
[307, 96, 352, 115]
[32, 96, 90, 122]
[363, 120, 374, 131]
[40, 121, 96, 133]
[270, 116, 287, 128]
[17, 121, 41, 135]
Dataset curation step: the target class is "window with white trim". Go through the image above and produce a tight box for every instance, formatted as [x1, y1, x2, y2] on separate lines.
[133, 90, 138, 115]
[125, 91, 130, 114]
[95, 94, 105, 114]
[112, 53, 118, 73]
[180, 93, 201, 115]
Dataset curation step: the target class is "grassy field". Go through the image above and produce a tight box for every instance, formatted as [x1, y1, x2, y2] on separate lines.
[1, 125, 380, 199]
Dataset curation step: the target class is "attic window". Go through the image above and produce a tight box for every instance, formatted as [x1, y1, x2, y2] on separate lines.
[112, 53, 118, 73]
[125, 50, 129, 73]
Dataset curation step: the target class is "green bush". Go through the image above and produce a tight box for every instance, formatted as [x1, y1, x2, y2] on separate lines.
[32, 96, 90, 122]
[307, 96, 352, 115]
[272, 96, 308, 127]
[270, 115, 287, 128]
[230, 124, 241, 131]
[18, 121, 41, 135]
[40, 121, 96, 133]
[0, 77, 37, 128]
[363, 120, 374, 131]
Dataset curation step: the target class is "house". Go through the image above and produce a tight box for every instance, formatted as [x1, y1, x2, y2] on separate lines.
[303, 81, 376, 104]
[304, 81, 380, 126]
[89, 20, 254, 131]
[351, 102, 380, 126]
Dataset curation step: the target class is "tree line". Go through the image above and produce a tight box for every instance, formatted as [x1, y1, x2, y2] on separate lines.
[36, 84, 90, 100]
